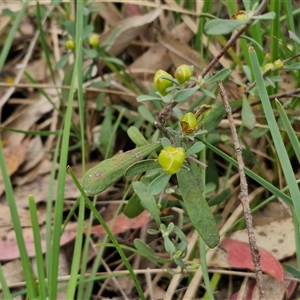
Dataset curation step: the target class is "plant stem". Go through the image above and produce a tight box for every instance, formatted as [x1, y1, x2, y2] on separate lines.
[217, 81, 266, 300]
[200, 0, 268, 79]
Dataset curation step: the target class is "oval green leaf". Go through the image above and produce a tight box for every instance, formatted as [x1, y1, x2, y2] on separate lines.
[186, 141, 205, 156]
[205, 68, 231, 85]
[242, 96, 256, 129]
[137, 95, 162, 102]
[82, 142, 161, 195]
[125, 159, 160, 178]
[127, 126, 148, 147]
[132, 181, 161, 226]
[177, 167, 220, 248]
[148, 173, 171, 195]
[123, 193, 144, 218]
[174, 86, 199, 103]
[204, 19, 248, 35]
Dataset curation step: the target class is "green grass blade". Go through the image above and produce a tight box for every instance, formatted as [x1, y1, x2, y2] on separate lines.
[275, 99, 300, 162]
[66, 1, 85, 297]
[0, 145, 38, 298]
[77, 196, 97, 299]
[68, 167, 146, 300]
[249, 46, 300, 224]
[45, 132, 62, 282]
[48, 41, 80, 300]
[0, 263, 12, 299]
[202, 140, 293, 205]
[66, 196, 85, 299]
[36, 2, 56, 84]
[105, 108, 125, 159]
[200, 238, 215, 300]
[28, 195, 47, 299]
[0, 0, 29, 73]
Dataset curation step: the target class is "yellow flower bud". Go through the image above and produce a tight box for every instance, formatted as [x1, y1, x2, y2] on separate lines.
[273, 59, 284, 70]
[158, 146, 186, 175]
[197, 75, 204, 87]
[231, 10, 247, 20]
[262, 63, 275, 73]
[175, 64, 193, 84]
[65, 39, 75, 50]
[89, 34, 100, 48]
[180, 112, 198, 135]
[153, 70, 174, 96]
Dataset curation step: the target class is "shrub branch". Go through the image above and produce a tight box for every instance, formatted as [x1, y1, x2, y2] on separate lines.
[217, 80, 266, 300]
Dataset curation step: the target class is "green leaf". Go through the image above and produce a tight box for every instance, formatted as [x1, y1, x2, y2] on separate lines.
[132, 181, 161, 226]
[208, 188, 231, 206]
[241, 96, 256, 129]
[134, 239, 167, 264]
[82, 25, 94, 40]
[201, 88, 216, 99]
[186, 141, 205, 156]
[163, 236, 175, 254]
[249, 127, 269, 139]
[204, 19, 247, 35]
[174, 86, 199, 103]
[205, 68, 231, 84]
[161, 93, 174, 104]
[123, 193, 144, 218]
[251, 12, 276, 20]
[289, 30, 300, 45]
[55, 52, 71, 70]
[137, 95, 162, 102]
[177, 167, 220, 248]
[161, 137, 171, 148]
[83, 48, 98, 59]
[102, 56, 124, 66]
[64, 20, 76, 39]
[127, 126, 149, 147]
[82, 142, 161, 195]
[125, 159, 160, 178]
[138, 106, 155, 123]
[284, 62, 300, 70]
[148, 173, 171, 195]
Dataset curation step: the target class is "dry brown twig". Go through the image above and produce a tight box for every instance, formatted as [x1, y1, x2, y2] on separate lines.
[217, 80, 266, 300]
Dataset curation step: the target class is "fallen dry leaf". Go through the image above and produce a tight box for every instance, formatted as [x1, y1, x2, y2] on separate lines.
[129, 23, 194, 78]
[1, 92, 57, 146]
[0, 259, 24, 289]
[221, 238, 284, 282]
[211, 218, 295, 273]
[101, 7, 162, 58]
[0, 222, 77, 261]
[0, 174, 80, 208]
[0, 203, 44, 231]
[0, 142, 28, 196]
[89, 210, 151, 235]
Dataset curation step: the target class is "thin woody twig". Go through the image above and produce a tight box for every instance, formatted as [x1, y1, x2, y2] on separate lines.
[217, 80, 266, 300]
[200, 0, 269, 79]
